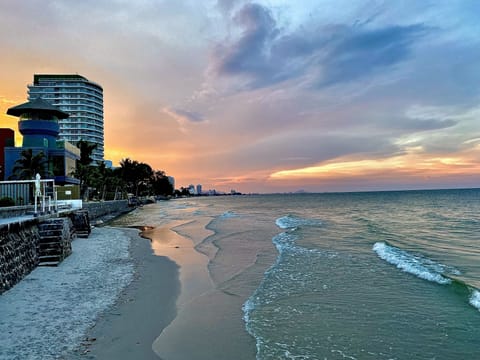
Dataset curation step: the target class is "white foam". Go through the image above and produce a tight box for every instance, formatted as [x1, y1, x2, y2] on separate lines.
[373, 242, 451, 285]
[469, 290, 480, 311]
[220, 210, 237, 218]
[275, 215, 321, 229]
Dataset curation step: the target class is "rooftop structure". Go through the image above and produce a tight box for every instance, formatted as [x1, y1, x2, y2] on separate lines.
[27, 74, 104, 163]
[4, 97, 80, 185]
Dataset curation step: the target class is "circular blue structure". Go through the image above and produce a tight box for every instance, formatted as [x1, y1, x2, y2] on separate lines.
[19, 119, 60, 148]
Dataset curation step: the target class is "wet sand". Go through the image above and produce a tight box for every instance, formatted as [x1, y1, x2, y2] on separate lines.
[150, 218, 259, 360]
[78, 228, 180, 360]
[81, 208, 268, 360]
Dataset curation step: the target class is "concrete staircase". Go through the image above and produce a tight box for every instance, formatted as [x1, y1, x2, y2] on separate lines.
[37, 218, 75, 266]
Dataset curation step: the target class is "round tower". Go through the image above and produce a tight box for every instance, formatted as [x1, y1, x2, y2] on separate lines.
[6, 97, 68, 148]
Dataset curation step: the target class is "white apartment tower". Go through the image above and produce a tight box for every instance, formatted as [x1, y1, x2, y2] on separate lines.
[27, 74, 104, 163]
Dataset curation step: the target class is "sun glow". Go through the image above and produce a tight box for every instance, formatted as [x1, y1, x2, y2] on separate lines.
[269, 153, 478, 180]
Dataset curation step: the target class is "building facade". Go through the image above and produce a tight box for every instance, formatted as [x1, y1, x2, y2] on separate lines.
[4, 97, 80, 185]
[27, 74, 104, 163]
[0, 129, 14, 180]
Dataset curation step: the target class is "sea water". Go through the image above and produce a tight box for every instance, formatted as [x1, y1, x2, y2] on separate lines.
[114, 189, 480, 359]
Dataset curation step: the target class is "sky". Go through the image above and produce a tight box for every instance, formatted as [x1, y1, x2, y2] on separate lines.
[1, 0, 480, 193]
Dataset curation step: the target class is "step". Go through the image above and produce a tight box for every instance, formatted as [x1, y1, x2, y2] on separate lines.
[38, 242, 63, 248]
[38, 261, 60, 267]
[39, 255, 61, 263]
[39, 248, 62, 256]
[38, 230, 63, 237]
[38, 226, 64, 232]
[38, 224, 64, 229]
[38, 234, 64, 241]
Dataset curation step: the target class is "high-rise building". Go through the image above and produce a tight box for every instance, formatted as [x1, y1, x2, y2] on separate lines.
[27, 74, 104, 163]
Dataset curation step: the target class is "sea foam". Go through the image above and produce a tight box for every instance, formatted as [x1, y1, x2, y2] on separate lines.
[373, 242, 451, 285]
[469, 290, 480, 311]
[275, 215, 321, 229]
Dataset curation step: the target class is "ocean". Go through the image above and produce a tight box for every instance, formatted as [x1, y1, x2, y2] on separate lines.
[112, 189, 480, 360]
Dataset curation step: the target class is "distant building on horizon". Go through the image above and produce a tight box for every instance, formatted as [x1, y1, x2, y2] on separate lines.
[168, 176, 175, 190]
[27, 74, 104, 163]
[196, 184, 202, 195]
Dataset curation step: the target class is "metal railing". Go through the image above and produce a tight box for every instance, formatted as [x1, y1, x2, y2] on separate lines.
[0, 178, 57, 215]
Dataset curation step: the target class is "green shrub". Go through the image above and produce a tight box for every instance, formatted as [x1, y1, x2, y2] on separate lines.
[0, 197, 15, 207]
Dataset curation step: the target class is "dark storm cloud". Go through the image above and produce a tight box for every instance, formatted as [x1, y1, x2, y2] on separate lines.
[211, 2, 429, 90]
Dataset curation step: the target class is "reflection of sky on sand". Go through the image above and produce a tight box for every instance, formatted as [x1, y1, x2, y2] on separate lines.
[142, 220, 213, 308]
[110, 199, 276, 359]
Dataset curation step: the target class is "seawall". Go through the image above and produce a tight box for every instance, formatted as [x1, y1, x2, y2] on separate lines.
[0, 219, 40, 293]
[83, 200, 131, 222]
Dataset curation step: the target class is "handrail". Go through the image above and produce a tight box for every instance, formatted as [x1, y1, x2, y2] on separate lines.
[0, 178, 57, 215]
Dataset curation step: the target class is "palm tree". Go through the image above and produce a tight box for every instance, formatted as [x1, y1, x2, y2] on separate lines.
[116, 158, 154, 196]
[73, 140, 98, 199]
[77, 139, 97, 166]
[10, 149, 48, 180]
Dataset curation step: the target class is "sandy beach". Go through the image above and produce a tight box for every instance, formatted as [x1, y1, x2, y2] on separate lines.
[90, 202, 266, 360]
[0, 226, 137, 359]
[78, 227, 180, 360]
[0, 200, 271, 360]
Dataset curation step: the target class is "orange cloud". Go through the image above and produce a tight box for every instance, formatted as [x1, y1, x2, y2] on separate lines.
[269, 150, 480, 182]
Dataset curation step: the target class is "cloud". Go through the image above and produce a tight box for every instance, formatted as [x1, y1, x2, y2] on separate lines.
[317, 24, 428, 87]
[212, 3, 277, 82]
[162, 107, 206, 132]
[210, 2, 429, 91]
[216, 0, 245, 15]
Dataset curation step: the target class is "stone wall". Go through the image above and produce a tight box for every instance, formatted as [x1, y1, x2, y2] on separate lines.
[0, 219, 40, 294]
[82, 200, 130, 222]
[0, 206, 33, 219]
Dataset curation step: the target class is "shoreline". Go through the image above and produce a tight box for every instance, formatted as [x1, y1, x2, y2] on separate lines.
[75, 226, 181, 359]
[74, 201, 269, 360]
[148, 217, 260, 360]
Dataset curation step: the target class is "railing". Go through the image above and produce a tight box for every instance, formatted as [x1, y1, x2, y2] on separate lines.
[0, 179, 58, 215]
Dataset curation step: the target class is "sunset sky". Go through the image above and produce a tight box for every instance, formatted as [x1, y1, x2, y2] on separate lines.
[1, 0, 479, 193]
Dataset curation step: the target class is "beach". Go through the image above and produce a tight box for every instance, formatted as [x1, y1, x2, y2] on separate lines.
[3, 191, 480, 360]
[0, 200, 270, 360]
[0, 225, 181, 360]
[78, 227, 180, 360]
[105, 207, 268, 360]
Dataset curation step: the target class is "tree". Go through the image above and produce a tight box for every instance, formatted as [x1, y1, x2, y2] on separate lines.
[10, 149, 48, 180]
[77, 139, 97, 166]
[73, 140, 97, 199]
[116, 158, 154, 196]
[152, 170, 173, 196]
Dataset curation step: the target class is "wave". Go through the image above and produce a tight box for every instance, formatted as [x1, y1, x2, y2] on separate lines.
[469, 290, 480, 312]
[275, 215, 322, 229]
[219, 210, 238, 219]
[373, 242, 480, 313]
[373, 242, 453, 285]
